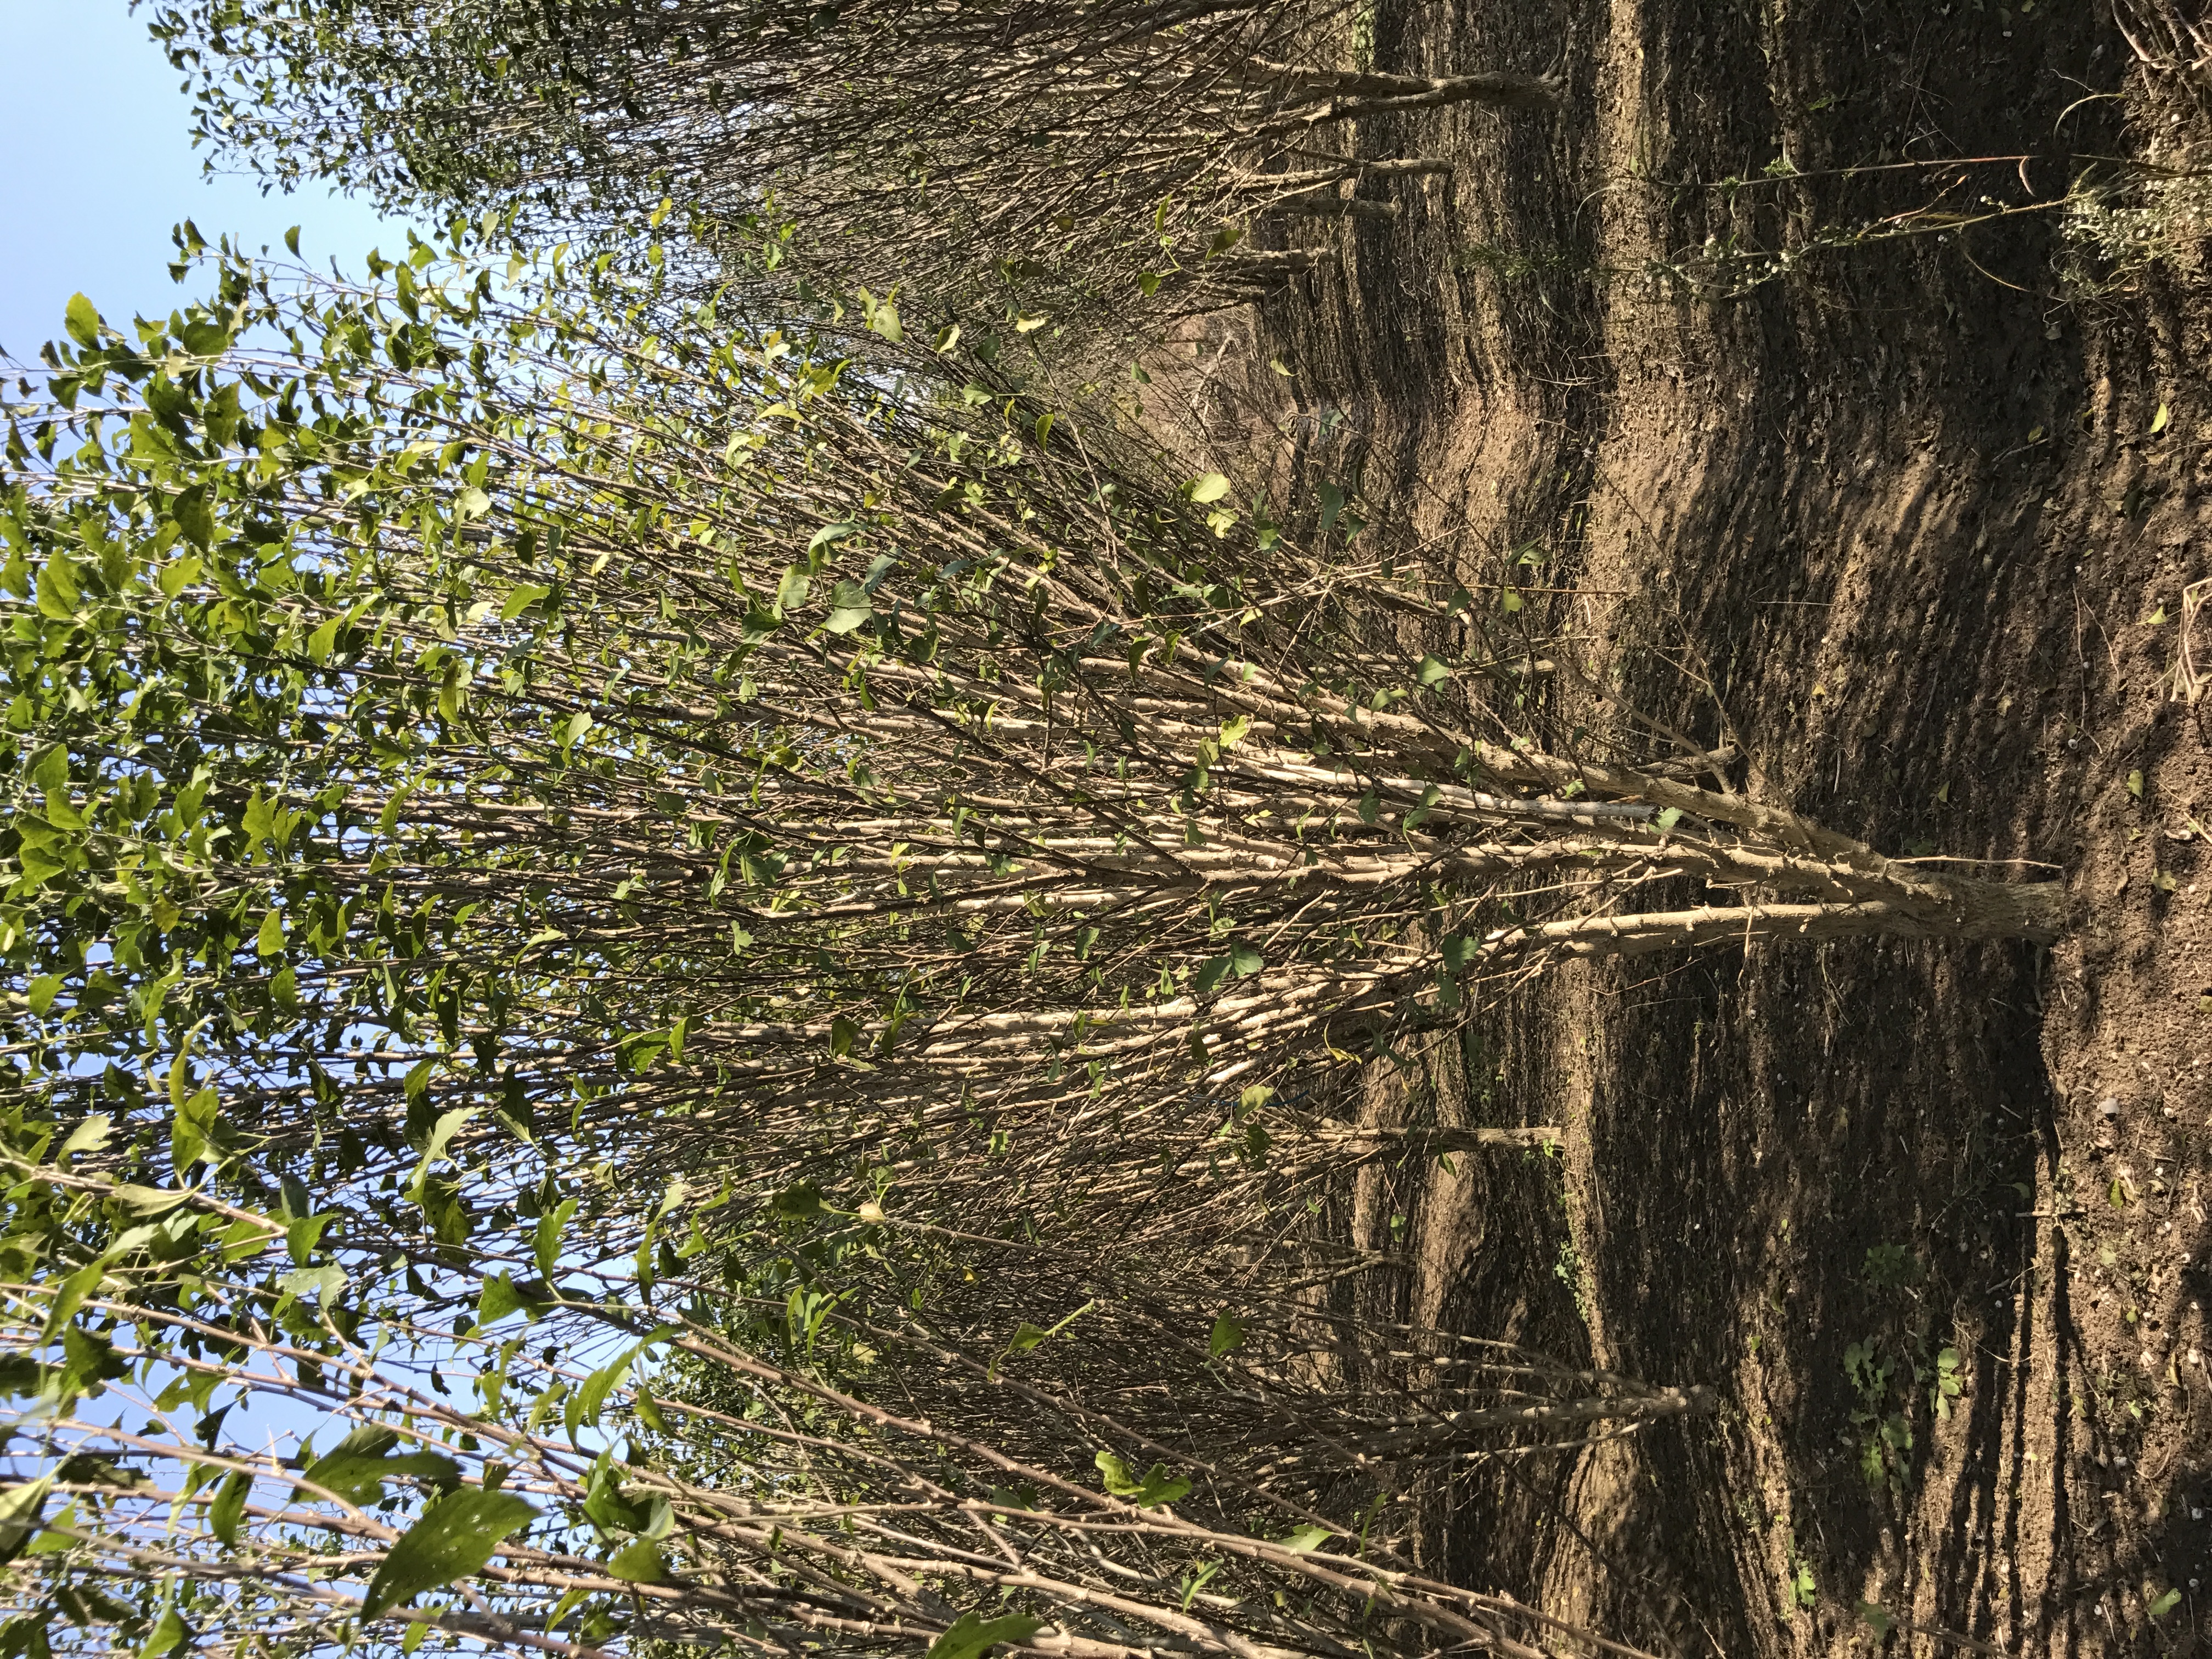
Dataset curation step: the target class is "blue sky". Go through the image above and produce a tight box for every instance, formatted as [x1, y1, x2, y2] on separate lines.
[0, 0, 414, 362]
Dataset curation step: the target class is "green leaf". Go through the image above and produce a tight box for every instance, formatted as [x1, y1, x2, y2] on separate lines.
[774, 565, 812, 615]
[22, 1501, 71, 1555]
[582, 1458, 650, 1533]
[927, 1611, 1044, 1659]
[1187, 473, 1231, 505]
[869, 300, 902, 344]
[361, 1487, 537, 1618]
[36, 558, 78, 620]
[1094, 1451, 1190, 1507]
[2149, 1588, 2182, 1619]
[286, 1210, 332, 1265]
[1193, 955, 1233, 996]
[1654, 806, 1683, 832]
[1228, 942, 1263, 978]
[454, 487, 492, 521]
[575, 1343, 645, 1432]
[141, 1605, 190, 1658]
[173, 1086, 222, 1173]
[172, 487, 215, 551]
[534, 1197, 578, 1282]
[274, 1263, 349, 1310]
[242, 791, 277, 851]
[60, 1116, 110, 1158]
[64, 295, 102, 350]
[1790, 1559, 1816, 1610]
[1207, 1316, 1244, 1357]
[475, 1271, 541, 1329]
[0, 1477, 53, 1565]
[607, 1537, 665, 1583]
[208, 1470, 249, 1547]
[772, 1182, 822, 1219]
[408, 1108, 476, 1199]
[115, 1185, 191, 1218]
[825, 580, 874, 634]
[806, 523, 856, 554]
[300, 1426, 461, 1506]
[26, 977, 60, 1017]
[306, 612, 347, 663]
[500, 584, 552, 621]
[1854, 1601, 1892, 1636]
[255, 911, 286, 957]
[1318, 479, 1346, 540]
[1417, 654, 1452, 687]
[1277, 1523, 1333, 1553]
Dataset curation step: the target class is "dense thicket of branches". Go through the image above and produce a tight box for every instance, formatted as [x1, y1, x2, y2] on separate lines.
[0, 207, 2055, 1657]
[146, 0, 1557, 321]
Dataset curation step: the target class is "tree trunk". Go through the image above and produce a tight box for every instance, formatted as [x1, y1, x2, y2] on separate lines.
[1477, 887, 2065, 971]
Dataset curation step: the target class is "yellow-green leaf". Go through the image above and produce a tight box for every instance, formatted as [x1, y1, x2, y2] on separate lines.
[500, 584, 551, 622]
[607, 1537, 665, 1582]
[927, 1612, 1043, 1659]
[64, 295, 102, 349]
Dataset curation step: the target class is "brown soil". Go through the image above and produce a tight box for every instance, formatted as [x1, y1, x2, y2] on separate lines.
[1163, 1, 2212, 1652]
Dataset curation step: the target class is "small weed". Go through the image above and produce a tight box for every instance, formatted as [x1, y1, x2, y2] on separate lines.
[1844, 1338, 1912, 1487]
[2064, 157, 2212, 281]
[1350, 0, 1375, 70]
[1861, 1243, 1921, 1289]
[1786, 1546, 1816, 1611]
[1925, 1346, 1963, 1420]
[1552, 1232, 1590, 1324]
[1455, 241, 1578, 281]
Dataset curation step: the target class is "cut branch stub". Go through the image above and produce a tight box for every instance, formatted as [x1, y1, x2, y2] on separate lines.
[1237, 57, 1566, 112]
